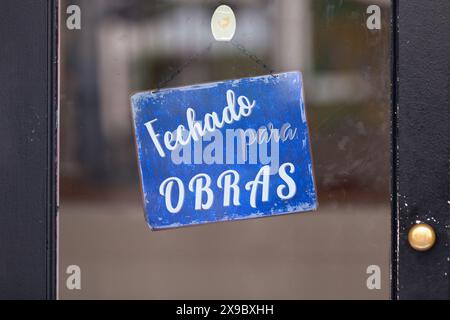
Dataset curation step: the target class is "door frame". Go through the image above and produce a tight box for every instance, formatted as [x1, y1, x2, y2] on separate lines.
[0, 0, 58, 299]
[0, 0, 448, 300]
[393, 0, 450, 300]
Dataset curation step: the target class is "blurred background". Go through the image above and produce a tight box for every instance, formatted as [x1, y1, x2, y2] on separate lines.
[59, 0, 392, 299]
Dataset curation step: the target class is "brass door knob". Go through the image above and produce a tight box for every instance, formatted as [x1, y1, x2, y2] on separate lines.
[408, 223, 436, 251]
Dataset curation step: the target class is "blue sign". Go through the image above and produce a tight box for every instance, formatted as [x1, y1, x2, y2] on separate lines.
[131, 71, 317, 230]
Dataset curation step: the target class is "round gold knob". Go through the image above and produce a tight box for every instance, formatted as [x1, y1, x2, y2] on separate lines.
[408, 223, 436, 251]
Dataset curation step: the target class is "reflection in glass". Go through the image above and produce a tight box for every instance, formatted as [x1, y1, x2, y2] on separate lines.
[60, 0, 391, 299]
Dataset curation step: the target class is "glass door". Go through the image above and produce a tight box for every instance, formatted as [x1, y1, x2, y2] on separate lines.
[59, 0, 392, 299]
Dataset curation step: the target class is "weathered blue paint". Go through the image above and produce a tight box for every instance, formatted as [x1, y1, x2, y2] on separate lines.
[131, 71, 317, 230]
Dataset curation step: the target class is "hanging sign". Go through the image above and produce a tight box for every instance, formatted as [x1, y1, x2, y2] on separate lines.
[131, 71, 317, 230]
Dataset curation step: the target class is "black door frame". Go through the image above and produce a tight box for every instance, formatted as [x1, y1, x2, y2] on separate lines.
[0, 0, 448, 300]
[393, 0, 450, 300]
[0, 0, 58, 299]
